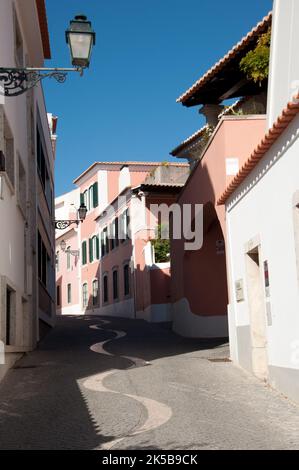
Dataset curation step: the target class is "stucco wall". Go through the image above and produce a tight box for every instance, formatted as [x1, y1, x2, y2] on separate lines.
[226, 113, 299, 400]
[171, 117, 266, 338]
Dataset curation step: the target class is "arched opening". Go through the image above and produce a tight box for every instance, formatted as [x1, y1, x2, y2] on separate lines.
[183, 201, 228, 317]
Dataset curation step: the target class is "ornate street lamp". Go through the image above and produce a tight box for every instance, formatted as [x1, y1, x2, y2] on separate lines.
[60, 239, 79, 257]
[0, 14, 96, 97]
[54, 203, 87, 230]
[60, 239, 67, 252]
[66, 15, 96, 68]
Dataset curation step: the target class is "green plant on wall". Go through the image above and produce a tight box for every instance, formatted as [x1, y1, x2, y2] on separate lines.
[239, 28, 271, 85]
[151, 224, 170, 263]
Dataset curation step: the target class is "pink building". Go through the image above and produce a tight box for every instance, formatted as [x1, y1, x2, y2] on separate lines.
[170, 13, 271, 338]
[55, 162, 188, 321]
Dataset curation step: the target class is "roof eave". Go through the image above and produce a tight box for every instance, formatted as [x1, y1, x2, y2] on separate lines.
[36, 0, 51, 60]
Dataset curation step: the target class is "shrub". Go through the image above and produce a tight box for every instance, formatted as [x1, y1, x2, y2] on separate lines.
[239, 28, 271, 85]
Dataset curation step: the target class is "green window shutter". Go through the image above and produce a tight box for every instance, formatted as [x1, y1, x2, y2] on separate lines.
[93, 182, 98, 208]
[80, 193, 84, 205]
[82, 241, 87, 265]
[96, 236, 100, 259]
[89, 238, 93, 263]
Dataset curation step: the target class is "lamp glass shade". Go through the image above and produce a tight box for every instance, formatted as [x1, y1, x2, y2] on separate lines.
[78, 204, 87, 221]
[60, 240, 67, 251]
[66, 15, 95, 68]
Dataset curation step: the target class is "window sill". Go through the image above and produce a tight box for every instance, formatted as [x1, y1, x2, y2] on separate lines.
[5, 345, 33, 353]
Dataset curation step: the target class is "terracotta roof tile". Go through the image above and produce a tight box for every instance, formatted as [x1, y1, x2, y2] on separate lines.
[177, 12, 272, 104]
[73, 161, 189, 184]
[171, 125, 208, 156]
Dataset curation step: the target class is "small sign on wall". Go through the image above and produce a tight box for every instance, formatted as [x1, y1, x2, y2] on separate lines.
[226, 158, 239, 176]
[235, 279, 245, 302]
[263, 260, 270, 297]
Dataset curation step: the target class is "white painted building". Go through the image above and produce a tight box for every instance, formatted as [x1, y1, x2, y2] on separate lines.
[0, 0, 56, 381]
[219, 0, 299, 402]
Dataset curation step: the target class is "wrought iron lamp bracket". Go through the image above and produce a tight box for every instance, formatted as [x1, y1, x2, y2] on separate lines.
[0, 67, 83, 97]
[54, 220, 81, 230]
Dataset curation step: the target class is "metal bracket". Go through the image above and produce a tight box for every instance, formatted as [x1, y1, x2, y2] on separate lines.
[54, 220, 80, 230]
[0, 67, 83, 97]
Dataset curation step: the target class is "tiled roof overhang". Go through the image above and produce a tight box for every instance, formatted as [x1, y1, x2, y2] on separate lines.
[217, 95, 299, 205]
[171, 126, 207, 157]
[177, 12, 272, 107]
[36, 0, 51, 59]
[133, 183, 185, 194]
[73, 162, 189, 185]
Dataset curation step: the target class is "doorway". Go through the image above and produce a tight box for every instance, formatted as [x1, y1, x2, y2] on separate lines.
[245, 245, 268, 380]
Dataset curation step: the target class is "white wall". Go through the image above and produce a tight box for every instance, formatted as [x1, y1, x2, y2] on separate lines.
[267, 0, 299, 128]
[55, 188, 79, 220]
[0, 0, 55, 365]
[226, 114, 299, 374]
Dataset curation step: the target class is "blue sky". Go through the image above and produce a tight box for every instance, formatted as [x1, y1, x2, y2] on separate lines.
[43, 0, 273, 196]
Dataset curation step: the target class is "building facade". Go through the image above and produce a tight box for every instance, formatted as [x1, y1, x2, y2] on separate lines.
[219, 0, 299, 403]
[55, 189, 80, 316]
[169, 13, 271, 338]
[0, 0, 56, 380]
[55, 162, 188, 321]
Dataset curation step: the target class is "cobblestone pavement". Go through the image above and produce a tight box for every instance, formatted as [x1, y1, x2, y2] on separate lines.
[0, 315, 298, 450]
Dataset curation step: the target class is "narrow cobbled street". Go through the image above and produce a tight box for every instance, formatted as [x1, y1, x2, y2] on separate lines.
[0, 316, 298, 450]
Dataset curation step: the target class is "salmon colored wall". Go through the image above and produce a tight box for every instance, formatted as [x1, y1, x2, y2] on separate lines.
[130, 170, 150, 187]
[99, 239, 133, 307]
[79, 173, 102, 312]
[171, 116, 266, 316]
[150, 268, 171, 304]
[56, 229, 79, 311]
[107, 170, 120, 204]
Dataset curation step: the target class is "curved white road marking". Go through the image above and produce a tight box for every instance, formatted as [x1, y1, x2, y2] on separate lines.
[83, 320, 173, 449]
[83, 369, 172, 449]
[90, 330, 127, 356]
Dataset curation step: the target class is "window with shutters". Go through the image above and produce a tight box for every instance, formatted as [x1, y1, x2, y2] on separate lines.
[103, 274, 108, 303]
[17, 155, 26, 216]
[82, 241, 87, 265]
[36, 123, 53, 214]
[67, 283, 72, 304]
[89, 185, 94, 210]
[110, 218, 119, 250]
[56, 251, 59, 272]
[56, 285, 61, 306]
[82, 190, 88, 211]
[38, 231, 50, 288]
[92, 279, 99, 306]
[101, 228, 109, 257]
[82, 283, 88, 308]
[113, 269, 119, 300]
[80, 183, 98, 213]
[93, 182, 98, 207]
[92, 235, 99, 260]
[120, 209, 130, 242]
[89, 238, 93, 263]
[67, 246, 71, 270]
[1, 113, 15, 190]
[124, 264, 130, 296]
